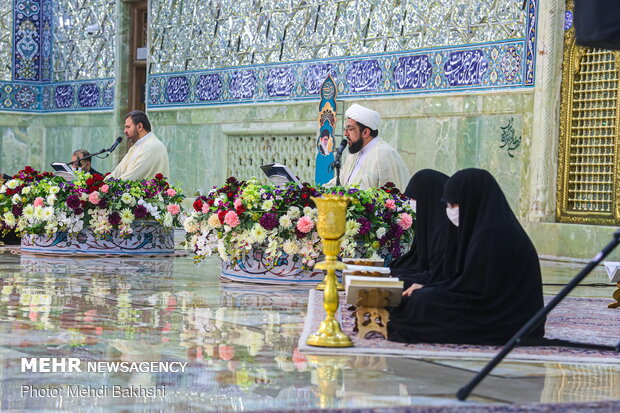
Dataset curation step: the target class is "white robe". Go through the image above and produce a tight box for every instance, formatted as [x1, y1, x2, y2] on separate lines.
[326, 137, 410, 190]
[108, 132, 170, 181]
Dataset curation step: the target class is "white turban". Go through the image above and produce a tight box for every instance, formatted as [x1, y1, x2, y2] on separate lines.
[345, 103, 381, 131]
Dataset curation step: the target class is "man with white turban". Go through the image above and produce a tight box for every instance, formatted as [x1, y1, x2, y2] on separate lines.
[325, 103, 409, 190]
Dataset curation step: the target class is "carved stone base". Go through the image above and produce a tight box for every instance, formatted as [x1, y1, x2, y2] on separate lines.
[20, 221, 174, 255]
[353, 306, 389, 339]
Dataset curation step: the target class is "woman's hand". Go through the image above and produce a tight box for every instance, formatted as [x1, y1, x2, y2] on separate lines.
[402, 283, 424, 296]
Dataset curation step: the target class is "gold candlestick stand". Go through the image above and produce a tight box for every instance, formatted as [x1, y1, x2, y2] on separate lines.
[306, 195, 353, 347]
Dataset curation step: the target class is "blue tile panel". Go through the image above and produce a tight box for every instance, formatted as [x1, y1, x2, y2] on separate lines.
[148, 40, 531, 108]
[0, 79, 114, 112]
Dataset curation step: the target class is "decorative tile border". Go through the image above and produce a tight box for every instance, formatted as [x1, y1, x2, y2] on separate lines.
[148, 40, 531, 108]
[0, 79, 114, 112]
[13, 0, 42, 81]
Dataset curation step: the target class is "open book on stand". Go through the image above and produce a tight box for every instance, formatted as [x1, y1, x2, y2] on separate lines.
[50, 162, 76, 181]
[260, 163, 302, 188]
[345, 275, 403, 307]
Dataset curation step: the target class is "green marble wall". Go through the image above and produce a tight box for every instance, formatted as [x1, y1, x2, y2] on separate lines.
[0, 112, 119, 176]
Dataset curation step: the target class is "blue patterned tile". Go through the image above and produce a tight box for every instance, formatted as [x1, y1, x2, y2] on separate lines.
[77, 83, 100, 107]
[393, 55, 433, 90]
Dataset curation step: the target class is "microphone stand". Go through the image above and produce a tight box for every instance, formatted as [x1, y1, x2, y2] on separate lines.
[66, 140, 121, 167]
[456, 229, 620, 401]
[333, 155, 342, 186]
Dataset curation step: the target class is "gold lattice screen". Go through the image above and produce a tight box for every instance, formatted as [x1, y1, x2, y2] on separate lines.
[227, 135, 315, 184]
[557, 5, 620, 224]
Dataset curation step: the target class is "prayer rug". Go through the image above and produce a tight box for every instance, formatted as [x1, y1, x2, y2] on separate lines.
[299, 290, 620, 364]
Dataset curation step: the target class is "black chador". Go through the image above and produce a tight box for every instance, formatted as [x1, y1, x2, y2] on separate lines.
[388, 168, 545, 345]
[389, 169, 453, 289]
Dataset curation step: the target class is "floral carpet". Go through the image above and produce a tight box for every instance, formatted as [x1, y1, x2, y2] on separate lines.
[299, 290, 620, 364]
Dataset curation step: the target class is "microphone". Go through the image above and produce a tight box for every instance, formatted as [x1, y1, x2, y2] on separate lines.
[333, 138, 348, 168]
[108, 136, 122, 153]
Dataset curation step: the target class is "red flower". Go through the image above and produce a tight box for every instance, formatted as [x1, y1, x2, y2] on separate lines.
[23, 166, 34, 174]
[235, 205, 245, 214]
[193, 199, 204, 212]
[92, 173, 104, 181]
[155, 173, 164, 180]
[227, 192, 234, 199]
[86, 178, 95, 186]
[207, 199, 214, 206]
[217, 210, 227, 224]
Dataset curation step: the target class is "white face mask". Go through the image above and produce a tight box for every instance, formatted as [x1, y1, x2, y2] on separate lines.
[446, 205, 459, 227]
[409, 200, 416, 213]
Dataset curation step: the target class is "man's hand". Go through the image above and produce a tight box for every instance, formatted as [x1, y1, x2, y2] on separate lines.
[402, 283, 424, 296]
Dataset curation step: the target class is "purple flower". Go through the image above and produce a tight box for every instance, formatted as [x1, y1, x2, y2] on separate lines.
[66, 194, 81, 209]
[133, 204, 148, 219]
[12, 205, 23, 217]
[364, 203, 375, 213]
[74, 208, 84, 216]
[357, 217, 371, 235]
[259, 213, 279, 230]
[98, 199, 108, 209]
[108, 212, 121, 226]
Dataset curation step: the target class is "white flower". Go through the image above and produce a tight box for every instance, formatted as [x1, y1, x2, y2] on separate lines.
[250, 224, 267, 244]
[282, 240, 299, 256]
[49, 186, 60, 195]
[80, 193, 88, 201]
[33, 207, 45, 220]
[345, 219, 360, 237]
[2, 212, 16, 227]
[287, 206, 300, 219]
[303, 206, 314, 216]
[42, 207, 55, 221]
[376, 227, 387, 239]
[183, 217, 199, 233]
[11, 194, 21, 204]
[163, 212, 173, 227]
[21, 186, 31, 195]
[278, 215, 292, 228]
[121, 193, 135, 205]
[120, 208, 135, 225]
[5, 179, 19, 190]
[23, 205, 34, 218]
[262, 200, 274, 211]
[46, 194, 57, 205]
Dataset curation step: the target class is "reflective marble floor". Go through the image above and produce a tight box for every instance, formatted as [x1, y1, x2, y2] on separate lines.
[0, 247, 618, 412]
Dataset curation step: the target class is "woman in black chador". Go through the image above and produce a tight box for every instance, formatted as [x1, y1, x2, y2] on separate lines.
[388, 168, 545, 345]
[389, 169, 454, 292]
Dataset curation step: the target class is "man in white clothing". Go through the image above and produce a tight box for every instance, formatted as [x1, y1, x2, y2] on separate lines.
[107, 111, 170, 181]
[325, 103, 409, 190]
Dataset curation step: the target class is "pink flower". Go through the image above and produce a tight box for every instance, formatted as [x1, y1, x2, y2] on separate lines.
[398, 213, 413, 230]
[34, 197, 44, 207]
[224, 211, 240, 227]
[296, 216, 314, 233]
[233, 198, 243, 209]
[167, 204, 181, 215]
[100, 184, 109, 193]
[202, 203, 210, 213]
[166, 188, 177, 197]
[88, 191, 100, 205]
[385, 199, 396, 210]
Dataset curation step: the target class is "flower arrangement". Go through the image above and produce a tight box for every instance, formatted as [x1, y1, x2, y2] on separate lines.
[0, 167, 185, 237]
[184, 177, 415, 268]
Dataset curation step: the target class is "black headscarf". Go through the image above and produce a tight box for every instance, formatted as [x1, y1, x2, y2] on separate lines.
[389, 169, 453, 287]
[388, 168, 545, 345]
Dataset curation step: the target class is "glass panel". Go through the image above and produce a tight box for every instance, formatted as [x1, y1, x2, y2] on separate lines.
[52, 0, 116, 81]
[149, 0, 526, 74]
[0, 1, 12, 81]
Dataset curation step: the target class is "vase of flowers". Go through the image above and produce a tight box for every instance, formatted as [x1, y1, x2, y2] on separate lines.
[0, 167, 184, 255]
[184, 177, 414, 284]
